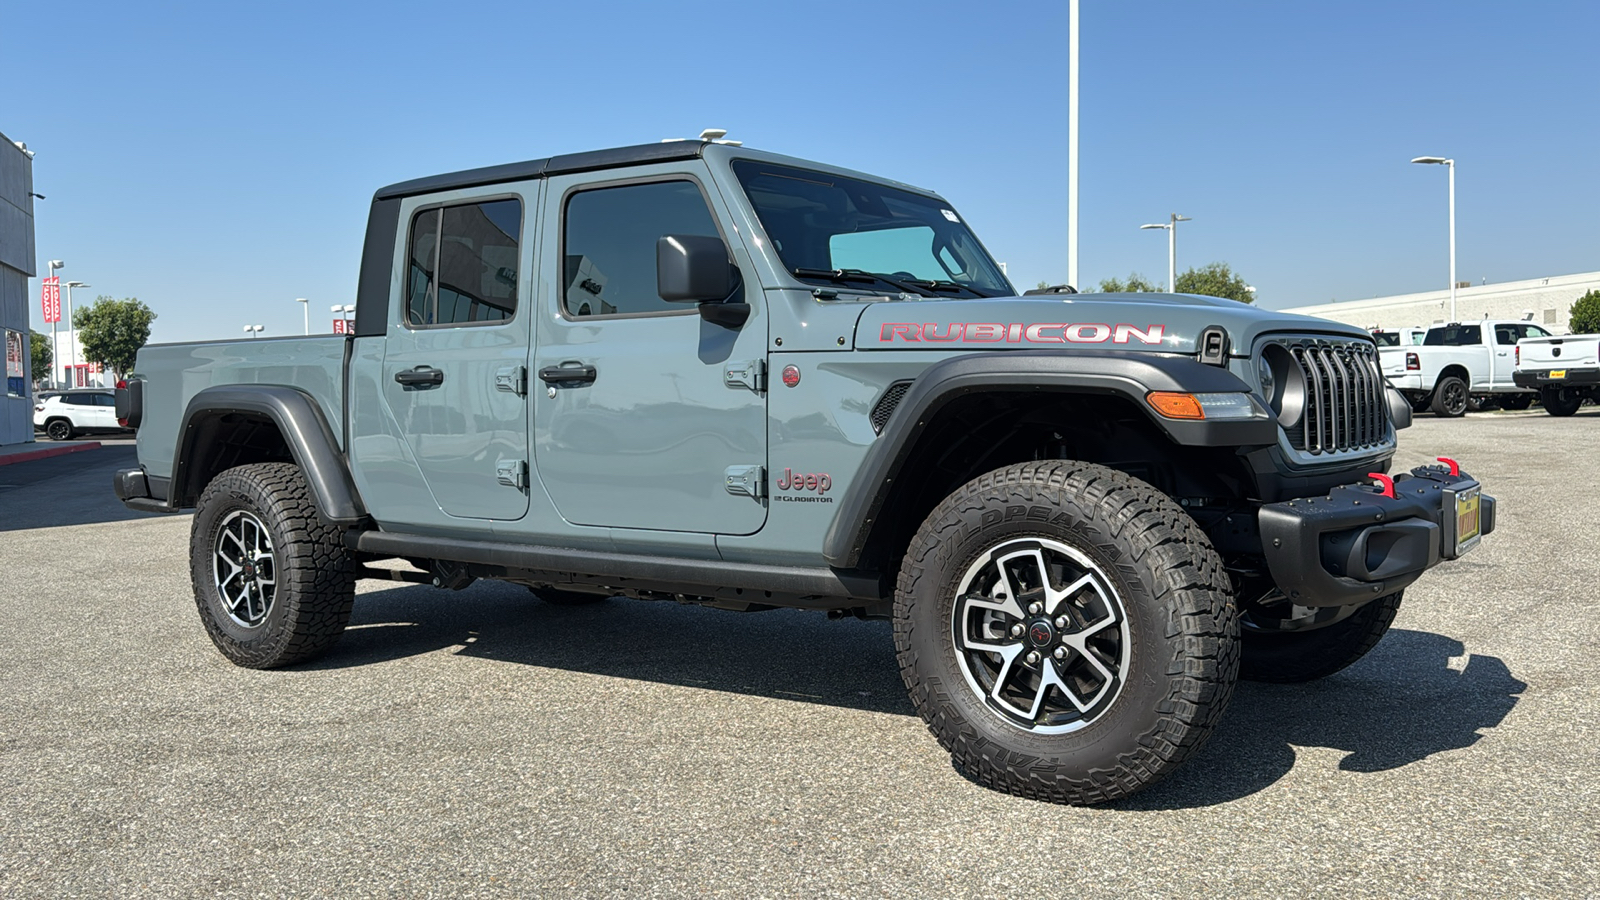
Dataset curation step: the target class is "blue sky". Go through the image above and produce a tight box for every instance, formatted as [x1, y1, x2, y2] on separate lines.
[9, 0, 1598, 343]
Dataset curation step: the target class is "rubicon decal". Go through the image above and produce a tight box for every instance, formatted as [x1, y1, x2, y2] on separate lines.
[878, 322, 1165, 345]
[774, 468, 834, 503]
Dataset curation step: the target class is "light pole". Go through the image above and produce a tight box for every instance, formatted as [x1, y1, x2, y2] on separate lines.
[244, 325, 264, 339]
[296, 297, 308, 335]
[47, 260, 63, 388]
[1139, 214, 1192, 292]
[65, 281, 89, 384]
[331, 304, 354, 332]
[1067, 0, 1080, 290]
[1411, 156, 1457, 322]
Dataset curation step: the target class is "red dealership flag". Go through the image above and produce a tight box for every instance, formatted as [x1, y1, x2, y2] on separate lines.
[41, 277, 60, 323]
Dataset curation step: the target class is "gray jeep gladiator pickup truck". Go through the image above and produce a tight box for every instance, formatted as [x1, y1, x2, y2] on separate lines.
[114, 138, 1496, 804]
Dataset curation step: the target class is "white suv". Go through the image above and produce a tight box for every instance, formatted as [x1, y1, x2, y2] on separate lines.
[33, 390, 131, 441]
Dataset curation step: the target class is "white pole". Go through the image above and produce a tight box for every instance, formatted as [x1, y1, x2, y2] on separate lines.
[1067, 0, 1080, 290]
[1167, 217, 1176, 292]
[65, 283, 77, 383]
[298, 298, 309, 335]
[1447, 160, 1457, 323]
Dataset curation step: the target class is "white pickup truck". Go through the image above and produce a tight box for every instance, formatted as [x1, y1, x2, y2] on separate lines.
[1381, 320, 1550, 416]
[1514, 332, 1599, 416]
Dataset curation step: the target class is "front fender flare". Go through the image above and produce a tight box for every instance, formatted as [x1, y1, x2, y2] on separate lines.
[173, 385, 365, 524]
[821, 350, 1276, 568]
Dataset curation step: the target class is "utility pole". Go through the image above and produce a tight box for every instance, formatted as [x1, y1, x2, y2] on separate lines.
[1067, 0, 1080, 290]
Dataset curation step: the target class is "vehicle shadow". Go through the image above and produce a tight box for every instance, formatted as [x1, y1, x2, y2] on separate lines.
[317, 583, 1525, 806]
[0, 445, 152, 532]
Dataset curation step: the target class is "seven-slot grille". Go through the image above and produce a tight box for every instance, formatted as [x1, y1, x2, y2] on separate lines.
[1278, 339, 1389, 455]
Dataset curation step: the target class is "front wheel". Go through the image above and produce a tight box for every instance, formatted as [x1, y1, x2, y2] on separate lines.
[1240, 592, 1401, 683]
[1431, 376, 1469, 417]
[190, 463, 356, 668]
[1542, 386, 1584, 417]
[45, 419, 73, 441]
[895, 461, 1240, 806]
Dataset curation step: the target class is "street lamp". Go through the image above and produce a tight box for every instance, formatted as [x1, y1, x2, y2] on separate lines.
[331, 304, 354, 333]
[296, 297, 308, 335]
[1139, 214, 1192, 292]
[47, 261, 64, 387]
[65, 281, 89, 382]
[1411, 156, 1457, 322]
[244, 325, 264, 339]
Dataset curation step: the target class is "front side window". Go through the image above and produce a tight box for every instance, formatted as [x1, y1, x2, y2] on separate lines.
[405, 198, 521, 327]
[732, 159, 1013, 298]
[562, 180, 722, 317]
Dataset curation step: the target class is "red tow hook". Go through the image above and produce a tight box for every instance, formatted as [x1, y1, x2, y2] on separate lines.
[1435, 456, 1460, 476]
[1367, 473, 1396, 499]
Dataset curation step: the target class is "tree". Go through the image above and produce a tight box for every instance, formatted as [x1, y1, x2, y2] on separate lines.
[1096, 272, 1162, 293]
[1569, 289, 1600, 334]
[1174, 262, 1255, 304]
[30, 331, 52, 383]
[73, 296, 157, 379]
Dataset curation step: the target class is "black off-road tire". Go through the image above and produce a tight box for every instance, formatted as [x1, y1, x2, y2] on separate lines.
[1542, 386, 1583, 417]
[1499, 393, 1534, 411]
[45, 419, 73, 441]
[190, 463, 356, 668]
[894, 461, 1240, 806]
[1431, 375, 1469, 417]
[1240, 592, 1401, 683]
[529, 587, 610, 606]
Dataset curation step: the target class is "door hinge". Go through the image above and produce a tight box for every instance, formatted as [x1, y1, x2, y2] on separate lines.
[495, 365, 527, 396]
[724, 359, 766, 393]
[496, 458, 528, 491]
[725, 464, 765, 500]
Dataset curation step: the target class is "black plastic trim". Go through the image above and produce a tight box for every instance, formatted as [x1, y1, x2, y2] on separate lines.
[1514, 368, 1600, 388]
[114, 378, 143, 428]
[113, 467, 181, 514]
[1258, 464, 1496, 607]
[353, 198, 400, 338]
[172, 385, 366, 524]
[373, 142, 706, 201]
[349, 530, 883, 606]
[822, 350, 1279, 567]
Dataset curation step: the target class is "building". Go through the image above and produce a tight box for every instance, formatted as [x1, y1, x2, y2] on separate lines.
[1280, 271, 1600, 335]
[1, 130, 37, 447]
[50, 327, 112, 389]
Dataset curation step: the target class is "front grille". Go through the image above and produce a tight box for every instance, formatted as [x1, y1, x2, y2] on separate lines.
[870, 381, 912, 435]
[1279, 339, 1389, 455]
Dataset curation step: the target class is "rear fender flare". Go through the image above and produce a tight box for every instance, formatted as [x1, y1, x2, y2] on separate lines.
[172, 385, 365, 524]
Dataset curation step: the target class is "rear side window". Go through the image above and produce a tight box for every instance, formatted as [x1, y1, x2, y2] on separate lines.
[1423, 324, 1482, 346]
[404, 198, 522, 327]
[562, 180, 721, 317]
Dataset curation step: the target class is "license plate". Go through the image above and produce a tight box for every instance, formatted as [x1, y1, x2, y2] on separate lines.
[1550, 370, 1567, 379]
[1453, 487, 1481, 556]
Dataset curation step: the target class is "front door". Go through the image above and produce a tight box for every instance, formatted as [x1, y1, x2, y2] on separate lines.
[380, 191, 532, 521]
[532, 167, 768, 535]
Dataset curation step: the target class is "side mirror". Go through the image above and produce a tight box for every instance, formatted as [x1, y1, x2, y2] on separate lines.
[656, 234, 749, 328]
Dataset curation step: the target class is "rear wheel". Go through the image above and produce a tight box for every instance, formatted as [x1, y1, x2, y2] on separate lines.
[45, 419, 73, 441]
[190, 463, 356, 668]
[1499, 393, 1534, 411]
[1430, 376, 1469, 417]
[895, 461, 1239, 805]
[1239, 592, 1401, 683]
[1542, 386, 1584, 417]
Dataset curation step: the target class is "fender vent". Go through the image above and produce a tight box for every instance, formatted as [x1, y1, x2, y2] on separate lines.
[870, 381, 913, 434]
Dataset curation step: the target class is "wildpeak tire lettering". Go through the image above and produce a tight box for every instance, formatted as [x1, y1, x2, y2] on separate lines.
[878, 322, 1165, 345]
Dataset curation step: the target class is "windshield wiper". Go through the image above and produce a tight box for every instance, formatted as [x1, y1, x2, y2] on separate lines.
[791, 267, 939, 298]
[900, 278, 995, 298]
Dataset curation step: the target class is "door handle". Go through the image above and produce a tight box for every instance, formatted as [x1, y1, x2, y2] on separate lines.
[395, 366, 444, 387]
[538, 364, 598, 385]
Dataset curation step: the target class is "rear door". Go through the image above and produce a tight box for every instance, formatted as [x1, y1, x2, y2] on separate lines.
[530, 165, 768, 535]
[1493, 322, 1548, 383]
[379, 190, 534, 521]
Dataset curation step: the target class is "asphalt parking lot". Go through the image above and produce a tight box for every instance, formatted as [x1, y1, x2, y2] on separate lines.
[1, 414, 1596, 898]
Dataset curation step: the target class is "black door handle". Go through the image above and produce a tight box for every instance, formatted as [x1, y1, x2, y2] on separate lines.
[395, 366, 444, 387]
[538, 364, 598, 385]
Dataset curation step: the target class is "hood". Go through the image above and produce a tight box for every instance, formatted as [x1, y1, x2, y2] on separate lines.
[853, 292, 1371, 354]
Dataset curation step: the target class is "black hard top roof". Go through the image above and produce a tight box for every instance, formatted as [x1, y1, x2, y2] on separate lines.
[374, 142, 708, 201]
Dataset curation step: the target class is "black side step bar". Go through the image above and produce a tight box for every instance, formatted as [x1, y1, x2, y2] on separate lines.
[345, 530, 883, 608]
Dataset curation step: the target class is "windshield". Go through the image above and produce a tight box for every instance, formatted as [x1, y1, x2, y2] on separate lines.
[731, 160, 1014, 297]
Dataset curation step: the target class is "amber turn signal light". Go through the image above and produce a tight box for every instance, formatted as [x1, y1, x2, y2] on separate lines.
[1146, 392, 1205, 419]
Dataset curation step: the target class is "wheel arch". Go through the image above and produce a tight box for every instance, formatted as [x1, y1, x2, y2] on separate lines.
[1434, 365, 1471, 388]
[172, 385, 365, 524]
[822, 351, 1277, 571]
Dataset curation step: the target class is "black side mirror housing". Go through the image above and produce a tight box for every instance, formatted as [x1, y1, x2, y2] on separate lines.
[656, 234, 749, 327]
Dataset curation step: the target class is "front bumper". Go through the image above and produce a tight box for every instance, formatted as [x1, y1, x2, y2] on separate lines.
[1258, 463, 1495, 606]
[1514, 368, 1600, 389]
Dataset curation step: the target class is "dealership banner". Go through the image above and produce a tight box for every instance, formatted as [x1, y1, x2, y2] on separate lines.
[40, 277, 60, 324]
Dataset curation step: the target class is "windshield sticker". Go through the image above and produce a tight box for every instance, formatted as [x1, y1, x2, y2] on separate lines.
[941, 209, 960, 222]
[878, 322, 1165, 345]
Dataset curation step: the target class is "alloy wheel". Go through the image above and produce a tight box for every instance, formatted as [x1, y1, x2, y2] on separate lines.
[212, 510, 278, 628]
